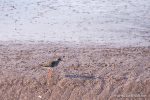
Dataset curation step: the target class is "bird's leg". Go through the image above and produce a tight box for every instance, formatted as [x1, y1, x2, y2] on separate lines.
[47, 68, 52, 85]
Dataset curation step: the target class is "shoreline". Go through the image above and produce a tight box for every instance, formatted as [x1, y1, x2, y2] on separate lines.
[1, 0, 150, 99]
[0, 40, 150, 49]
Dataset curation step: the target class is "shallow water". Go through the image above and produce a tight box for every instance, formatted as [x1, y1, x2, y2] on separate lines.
[0, 0, 150, 46]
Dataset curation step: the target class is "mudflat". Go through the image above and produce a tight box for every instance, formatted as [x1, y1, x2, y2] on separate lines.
[0, 42, 149, 100]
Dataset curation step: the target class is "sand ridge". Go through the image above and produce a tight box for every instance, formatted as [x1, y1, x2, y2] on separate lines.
[0, 43, 150, 100]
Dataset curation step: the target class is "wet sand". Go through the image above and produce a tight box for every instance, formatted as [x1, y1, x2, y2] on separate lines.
[0, 42, 150, 100]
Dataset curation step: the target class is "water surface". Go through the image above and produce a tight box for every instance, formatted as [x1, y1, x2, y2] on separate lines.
[0, 0, 150, 46]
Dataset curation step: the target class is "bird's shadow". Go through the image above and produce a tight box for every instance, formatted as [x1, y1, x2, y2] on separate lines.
[65, 74, 98, 80]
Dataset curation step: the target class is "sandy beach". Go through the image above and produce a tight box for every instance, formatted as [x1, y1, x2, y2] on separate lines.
[0, 0, 150, 99]
[0, 42, 149, 100]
